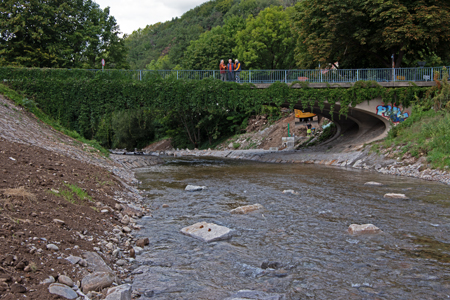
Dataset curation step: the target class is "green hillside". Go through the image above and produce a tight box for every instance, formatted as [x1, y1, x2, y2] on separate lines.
[124, 0, 298, 70]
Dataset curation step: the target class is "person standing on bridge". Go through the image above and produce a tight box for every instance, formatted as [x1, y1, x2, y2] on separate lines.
[227, 59, 234, 82]
[234, 59, 241, 83]
[219, 60, 227, 81]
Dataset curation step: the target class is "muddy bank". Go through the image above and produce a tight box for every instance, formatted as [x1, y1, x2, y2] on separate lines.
[0, 94, 162, 299]
[160, 148, 450, 186]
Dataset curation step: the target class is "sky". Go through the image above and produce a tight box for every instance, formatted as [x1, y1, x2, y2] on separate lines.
[94, 0, 208, 36]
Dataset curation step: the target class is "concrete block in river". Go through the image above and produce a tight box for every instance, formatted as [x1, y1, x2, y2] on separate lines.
[185, 185, 207, 191]
[384, 193, 409, 199]
[348, 224, 382, 235]
[364, 181, 384, 186]
[230, 203, 264, 214]
[181, 222, 232, 242]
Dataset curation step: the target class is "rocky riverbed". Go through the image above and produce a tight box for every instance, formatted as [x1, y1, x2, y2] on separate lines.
[159, 147, 450, 186]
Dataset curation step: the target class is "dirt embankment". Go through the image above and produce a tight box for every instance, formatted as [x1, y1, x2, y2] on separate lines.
[0, 94, 158, 299]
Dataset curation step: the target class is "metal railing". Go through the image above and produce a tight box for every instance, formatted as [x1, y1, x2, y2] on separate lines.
[127, 67, 449, 83]
[2, 66, 448, 83]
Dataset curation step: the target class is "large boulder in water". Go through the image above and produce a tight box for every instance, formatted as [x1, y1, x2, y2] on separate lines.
[181, 222, 232, 242]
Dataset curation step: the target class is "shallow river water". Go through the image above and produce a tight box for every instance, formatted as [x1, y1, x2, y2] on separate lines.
[132, 157, 450, 299]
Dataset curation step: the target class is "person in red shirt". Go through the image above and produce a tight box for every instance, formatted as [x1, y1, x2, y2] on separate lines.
[219, 60, 226, 81]
[226, 59, 234, 82]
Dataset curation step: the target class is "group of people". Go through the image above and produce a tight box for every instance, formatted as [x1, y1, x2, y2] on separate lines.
[219, 59, 241, 82]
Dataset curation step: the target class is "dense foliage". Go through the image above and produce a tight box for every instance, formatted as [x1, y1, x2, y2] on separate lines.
[292, 0, 450, 69]
[124, 0, 297, 70]
[0, 0, 128, 69]
[1, 67, 428, 150]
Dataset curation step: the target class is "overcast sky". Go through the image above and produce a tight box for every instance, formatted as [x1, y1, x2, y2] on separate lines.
[94, 0, 208, 36]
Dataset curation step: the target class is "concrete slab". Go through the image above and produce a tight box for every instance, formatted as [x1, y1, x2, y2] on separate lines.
[181, 222, 232, 242]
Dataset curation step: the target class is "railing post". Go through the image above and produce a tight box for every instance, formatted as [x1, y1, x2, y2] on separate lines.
[249, 70, 251, 83]
[177, 70, 179, 80]
[285, 70, 287, 84]
[356, 69, 359, 82]
[213, 70, 215, 79]
[139, 70, 142, 81]
[431, 67, 434, 80]
[320, 69, 323, 82]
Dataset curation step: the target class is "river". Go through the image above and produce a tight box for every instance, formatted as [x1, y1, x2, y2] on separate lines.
[131, 157, 450, 299]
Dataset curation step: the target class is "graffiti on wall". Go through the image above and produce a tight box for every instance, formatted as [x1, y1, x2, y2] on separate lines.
[376, 104, 410, 124]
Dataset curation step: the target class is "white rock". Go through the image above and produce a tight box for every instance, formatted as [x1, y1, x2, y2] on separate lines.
[115, 259, 127, 266]
[383, 193, 409, 199]
[122, 226, 132, 233]
[230, 204, 264, 214]
[53, 219, 65, 225]
[133, 247, 144, 256]
[121, 215, 130, 225]
[105, 284, 132, 300]
[364, 181, 384, 186]
[282, 190, 299, 195]
[348, 224, 382, 235]
[105, 243, 115, 250]
[181, 222, 232, 242]
[40, 276, 55, 284]
[101, 209, 109, 213]
[185, 185, 207, 192]
[58, 275, 74, 287]
[81, 272, 115, 293]
[65, 256, 81, 265]
[47, 244, 59, 251]
[49, 283, 78, 299]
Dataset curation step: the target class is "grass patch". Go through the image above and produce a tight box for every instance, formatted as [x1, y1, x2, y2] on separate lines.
[48, 183, 93, 204]
[0, 83, 109, 157]
[384, 107, 450, 169]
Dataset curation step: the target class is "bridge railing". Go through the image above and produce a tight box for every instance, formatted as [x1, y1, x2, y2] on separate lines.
[1, 66, 448, 83]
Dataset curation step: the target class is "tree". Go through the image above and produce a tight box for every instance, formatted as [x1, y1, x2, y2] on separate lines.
[234, 6, 297, 69]
[292, 0, 450, 69]
[184, 16, 245, 70]
[0, 0, 128, 68]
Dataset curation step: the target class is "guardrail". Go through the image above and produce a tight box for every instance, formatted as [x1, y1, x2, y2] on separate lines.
[124, 67, 449, 83]
[2, 67, 449, 83]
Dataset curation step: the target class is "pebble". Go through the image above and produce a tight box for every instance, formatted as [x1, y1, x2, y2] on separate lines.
[49, 283, 78, 299]
[81, 272, 115, 293]
[116, 259, 127, 266]
[136, 238, 149, 248]
[58, 275, 74, 287]
[105, 284, 132, 300]
[282, 189, 299, 195]
[47, 244, 59, 251]
[230, 203, 264, 214]
[66, 255, 81, 265]
[40, 276, 56, 284]
[364, 181, 384, 186]
[121, 215, 130, 225]
[122, 226, 132, 233]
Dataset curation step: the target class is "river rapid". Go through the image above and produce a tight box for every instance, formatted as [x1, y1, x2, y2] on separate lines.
[131, 157, 450, 299]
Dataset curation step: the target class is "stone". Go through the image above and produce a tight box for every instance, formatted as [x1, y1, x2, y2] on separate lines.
[133, 247, 144, 256]
[348, 224, 382, 235]
[115, 204, 123, 210]
[129, 248, 135, 258]
[101, 209, 109, 213]
[53, 219, 65, 225]
[282, 190, 299, 195]
[122, 226, 132, 233]
[116, 259, 127, 266]
[121, 215, 130, 225]
[136, 238, 149, 248]
[230, 203, 264, 214]
[261, 261, 281, 270]
[105, 284, 132, 300]
[106, 242, 114, 250]
[364, 181, 384, 186]
[11, 283, 27, 293]
[162, 204, 169, 208]
[40, 276, 55, 284]
[47, 244, 59, 251]
[49, 283, 78, 299]
[224, 290, 284, 300]
[181, 222, 232, 242]
[78, 259, 88, 267]
[58, 275, 74, 287]
[185, 185, 207, 192]
[81, 272, 115, 293]
[81, 252, 113, 273]
[384, 193, 409, 199]
[66, 255, 82, 265]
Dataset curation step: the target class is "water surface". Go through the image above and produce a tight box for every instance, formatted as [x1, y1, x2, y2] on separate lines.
[132, 157, 450, 299]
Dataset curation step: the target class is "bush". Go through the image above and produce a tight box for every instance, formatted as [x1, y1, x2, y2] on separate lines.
[111, 109, 155, 150]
